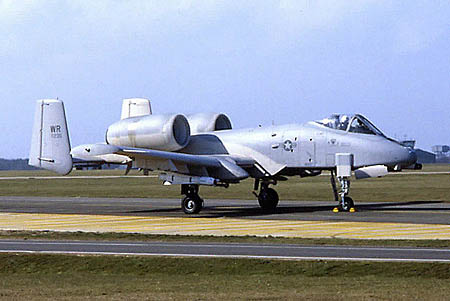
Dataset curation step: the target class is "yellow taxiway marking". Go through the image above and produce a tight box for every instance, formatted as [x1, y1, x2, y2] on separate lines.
[1, 212, 450, 240]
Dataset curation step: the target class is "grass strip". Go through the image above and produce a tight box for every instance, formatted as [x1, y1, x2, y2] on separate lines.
[0, 254, 450, 300]
[1, 230, 450, 248]
[0, 166, 449, 202]
[1, 254, 449, 278]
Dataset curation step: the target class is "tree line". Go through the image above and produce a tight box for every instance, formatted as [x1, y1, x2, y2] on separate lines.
[0, 159, 38, 170]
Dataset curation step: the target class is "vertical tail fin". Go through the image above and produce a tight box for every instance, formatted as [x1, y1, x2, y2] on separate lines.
[121, 98, 152, 120]
[29, 99, 73, 175]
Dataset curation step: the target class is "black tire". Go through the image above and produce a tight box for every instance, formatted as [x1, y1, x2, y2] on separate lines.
[258, 188, 279, 212]
[182, 195, 203, 214]
[341, 196, 354, 212]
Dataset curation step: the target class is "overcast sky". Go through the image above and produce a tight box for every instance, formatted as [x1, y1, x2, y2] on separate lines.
[0, 1, 449, 159]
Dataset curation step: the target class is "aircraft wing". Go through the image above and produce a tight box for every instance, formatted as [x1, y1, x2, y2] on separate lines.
[70, 142, 253, 181]
[112, 146, 252, 181]
[117, 147, 222, 168]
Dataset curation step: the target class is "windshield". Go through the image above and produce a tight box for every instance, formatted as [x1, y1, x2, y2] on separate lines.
[316, 114, 385, 136]
[316, 114, 351, 131]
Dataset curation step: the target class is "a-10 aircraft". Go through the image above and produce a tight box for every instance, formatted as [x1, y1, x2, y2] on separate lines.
[29, 98, 419, 214]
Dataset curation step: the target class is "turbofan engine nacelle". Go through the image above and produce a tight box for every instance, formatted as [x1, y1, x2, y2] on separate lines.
[106, 114, 191, 151]
[187, 113, 232, 134]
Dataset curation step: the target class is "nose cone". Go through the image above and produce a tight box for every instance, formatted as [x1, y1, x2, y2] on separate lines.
[380, 139, 418, 167]
[407, 148, 418, 165]
[397, 146, 417, 167]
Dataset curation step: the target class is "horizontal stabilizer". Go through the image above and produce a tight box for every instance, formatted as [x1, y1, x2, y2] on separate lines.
[29, 99, 73, 175]
[70, 144, 130, 164]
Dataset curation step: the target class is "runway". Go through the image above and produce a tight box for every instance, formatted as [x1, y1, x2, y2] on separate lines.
[1, 240, 449, 262]
[1, 196, 450, 224]
[1, 197, 450, 239]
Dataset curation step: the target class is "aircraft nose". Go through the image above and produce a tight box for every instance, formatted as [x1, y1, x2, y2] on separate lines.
[389, 142, 417, 166]
[405, 148, 418, 165]
[395, 145, 417, 166]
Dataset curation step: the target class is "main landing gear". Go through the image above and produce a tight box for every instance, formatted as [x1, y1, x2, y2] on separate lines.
[330, 170, 355, 212]
[253, 179, 279, 212]
[181, 184, 204, 214]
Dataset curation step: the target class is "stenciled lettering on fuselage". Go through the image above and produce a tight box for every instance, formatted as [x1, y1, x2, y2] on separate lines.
[50, 125, 62, 138]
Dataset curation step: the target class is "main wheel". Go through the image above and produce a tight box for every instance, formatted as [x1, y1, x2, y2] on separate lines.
[258, 188, 279, 212]
[182, 195, 203, 214]
[340, 196, 354, 212]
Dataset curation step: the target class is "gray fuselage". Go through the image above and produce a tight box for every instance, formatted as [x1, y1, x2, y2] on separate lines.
[182, 121, 415, 177]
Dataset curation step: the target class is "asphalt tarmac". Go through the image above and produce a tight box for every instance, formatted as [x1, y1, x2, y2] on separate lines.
[1, 240, 449, 262]
[1, 196, 449, 225]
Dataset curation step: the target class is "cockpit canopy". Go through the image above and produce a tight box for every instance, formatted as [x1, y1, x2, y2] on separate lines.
[316, 114, 385, 136]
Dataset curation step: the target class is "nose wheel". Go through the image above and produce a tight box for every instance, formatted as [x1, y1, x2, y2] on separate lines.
[341, 196, 354, 212]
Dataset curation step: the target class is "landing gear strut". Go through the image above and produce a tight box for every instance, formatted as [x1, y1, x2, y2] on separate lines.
[181, 184, 204, 214]
[330, 170, 354, 212]
[254, 179, 279, 212]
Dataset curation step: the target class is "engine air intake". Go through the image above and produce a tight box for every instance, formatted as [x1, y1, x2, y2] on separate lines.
[187, 113, 233, 134]
[173, 115, 191, 147]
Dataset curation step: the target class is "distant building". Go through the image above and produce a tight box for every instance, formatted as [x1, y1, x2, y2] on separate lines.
[416, 149, 436, 164]
[401, 140, 416, 148]
[400, 140, 436, 164]
[432, 145, 450, 163]
[432, 145, 450, 153]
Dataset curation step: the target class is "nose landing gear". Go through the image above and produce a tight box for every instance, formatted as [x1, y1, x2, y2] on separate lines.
[331, 170, 355, 212]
